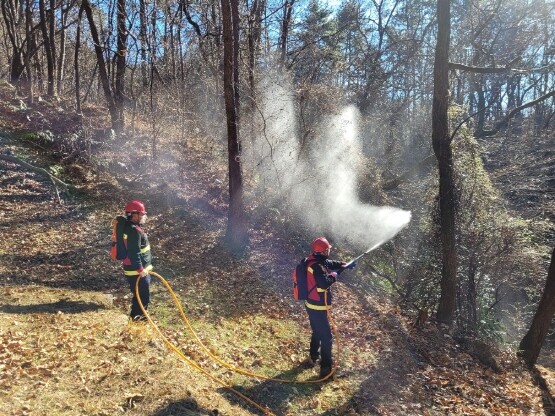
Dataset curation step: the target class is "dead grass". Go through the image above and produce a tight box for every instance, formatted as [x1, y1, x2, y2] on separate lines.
[0, 286, 249, 416]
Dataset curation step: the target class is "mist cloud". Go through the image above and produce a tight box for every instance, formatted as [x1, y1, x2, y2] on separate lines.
[245, 71, 411, 252]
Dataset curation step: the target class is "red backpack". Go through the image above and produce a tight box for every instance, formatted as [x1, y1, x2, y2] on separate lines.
[293, 258, 317, 301]
[110, 216, 129, 260]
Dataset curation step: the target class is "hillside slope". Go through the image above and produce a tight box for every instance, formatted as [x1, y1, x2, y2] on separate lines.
[1, 94, 554, 415]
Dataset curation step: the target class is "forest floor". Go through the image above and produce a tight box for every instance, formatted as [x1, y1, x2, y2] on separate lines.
[1, 82, 555, 415]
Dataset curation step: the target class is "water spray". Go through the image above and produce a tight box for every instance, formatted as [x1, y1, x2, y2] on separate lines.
[344, 211, 412, 268]
[344, 241, 385, 268]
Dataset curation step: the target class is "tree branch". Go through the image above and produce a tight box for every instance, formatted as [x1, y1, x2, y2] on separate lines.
[179, 0, 202, 38]
[480, 89, 555, 137]
[449, 62, 527, 74]
[0, 152, 75, 203]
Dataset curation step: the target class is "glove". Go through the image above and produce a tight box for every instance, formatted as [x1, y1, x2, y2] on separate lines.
[139, 269, 149, 278]
[329, 272, 338, 280]
[346, 262, 357, 270]
[341, 261, 357, 270]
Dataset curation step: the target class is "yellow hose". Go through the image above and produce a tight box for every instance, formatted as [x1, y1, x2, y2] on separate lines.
[135, 271, 340, 414]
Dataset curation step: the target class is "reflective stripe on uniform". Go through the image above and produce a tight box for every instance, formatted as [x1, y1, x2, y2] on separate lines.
[124, 264, 153, 276]
[140, 244, 150, 254]
[305, 301, 329, 311]
[123, 233, 128, 240]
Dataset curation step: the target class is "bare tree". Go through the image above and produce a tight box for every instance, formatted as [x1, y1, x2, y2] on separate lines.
[139, 0, 148, 87]
[3, 0, 28, 84]
[279, 0, 295, 65]
[23, 0, 34, 100]
[38, 0, 55, 96]
[432, 0, 458, 325]
[74, 3, 84, 113]
[82, 0, 119, 132]
[247, 0, 265, 102]
[56, 0, 70, 96]
[221, 0, 249, 251]
[114, 0, 127, 132]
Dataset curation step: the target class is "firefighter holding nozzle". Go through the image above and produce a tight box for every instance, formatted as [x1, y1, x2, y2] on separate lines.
[302, 237, 356, 380]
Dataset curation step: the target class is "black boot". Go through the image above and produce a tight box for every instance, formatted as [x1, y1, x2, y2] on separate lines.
[319, 366, 334, 381]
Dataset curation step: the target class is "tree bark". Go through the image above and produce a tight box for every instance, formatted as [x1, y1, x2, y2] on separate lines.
[519, 246, 555, 367]
[221, 0, 249, 251]
[432, 0, 458, 325]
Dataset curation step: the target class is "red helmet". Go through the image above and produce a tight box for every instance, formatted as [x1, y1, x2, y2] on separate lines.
[311, 237, 331, 254]
[125, 200, 146, 214]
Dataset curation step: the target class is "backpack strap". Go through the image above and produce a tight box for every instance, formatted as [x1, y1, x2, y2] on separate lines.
[306, 259, 319, 299]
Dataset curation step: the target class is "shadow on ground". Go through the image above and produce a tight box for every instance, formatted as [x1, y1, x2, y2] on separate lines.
[0, 299, 106, 314]
[530, 367, 555, 415]
[219, 364, 320, 416]
[151, 395, 217, 416]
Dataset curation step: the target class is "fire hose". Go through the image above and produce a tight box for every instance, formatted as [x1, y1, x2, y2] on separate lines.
[133, 237, 393, 413]
[135, 271, 340, 415]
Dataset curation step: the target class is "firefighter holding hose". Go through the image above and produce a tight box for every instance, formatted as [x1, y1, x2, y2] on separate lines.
[303, 237, 356, 380]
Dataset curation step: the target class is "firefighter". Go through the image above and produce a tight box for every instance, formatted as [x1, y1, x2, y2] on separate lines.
[304, 237, 356, 380]
[122, 200, 153, 321]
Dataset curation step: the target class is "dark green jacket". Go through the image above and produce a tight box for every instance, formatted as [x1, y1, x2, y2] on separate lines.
[122, 221, 152, 276]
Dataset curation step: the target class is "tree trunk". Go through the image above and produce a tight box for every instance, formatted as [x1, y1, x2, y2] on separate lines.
[139, 0, 149, 87]
[56, 0, 68, 96]
[38, 0, 55, 96]
[82, 0, 119, 130]
[74, 4, 84, 113]
[466, 255, 478, 333]
[149, 0, 158, 159]
[24, 0, 34, 101]
[432, 0, 457, 325]
[2, 0, 26, 85]
[114, 0, 127, 133]
[247, 0, 264, 103]
[49, 0, 57, 93]
[519, 246, 555, 367]
[279, 0, 294, 65]
[221, 0, 249, 251]
[474, 80, 485, 135]
[10, 49, 26, 84]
